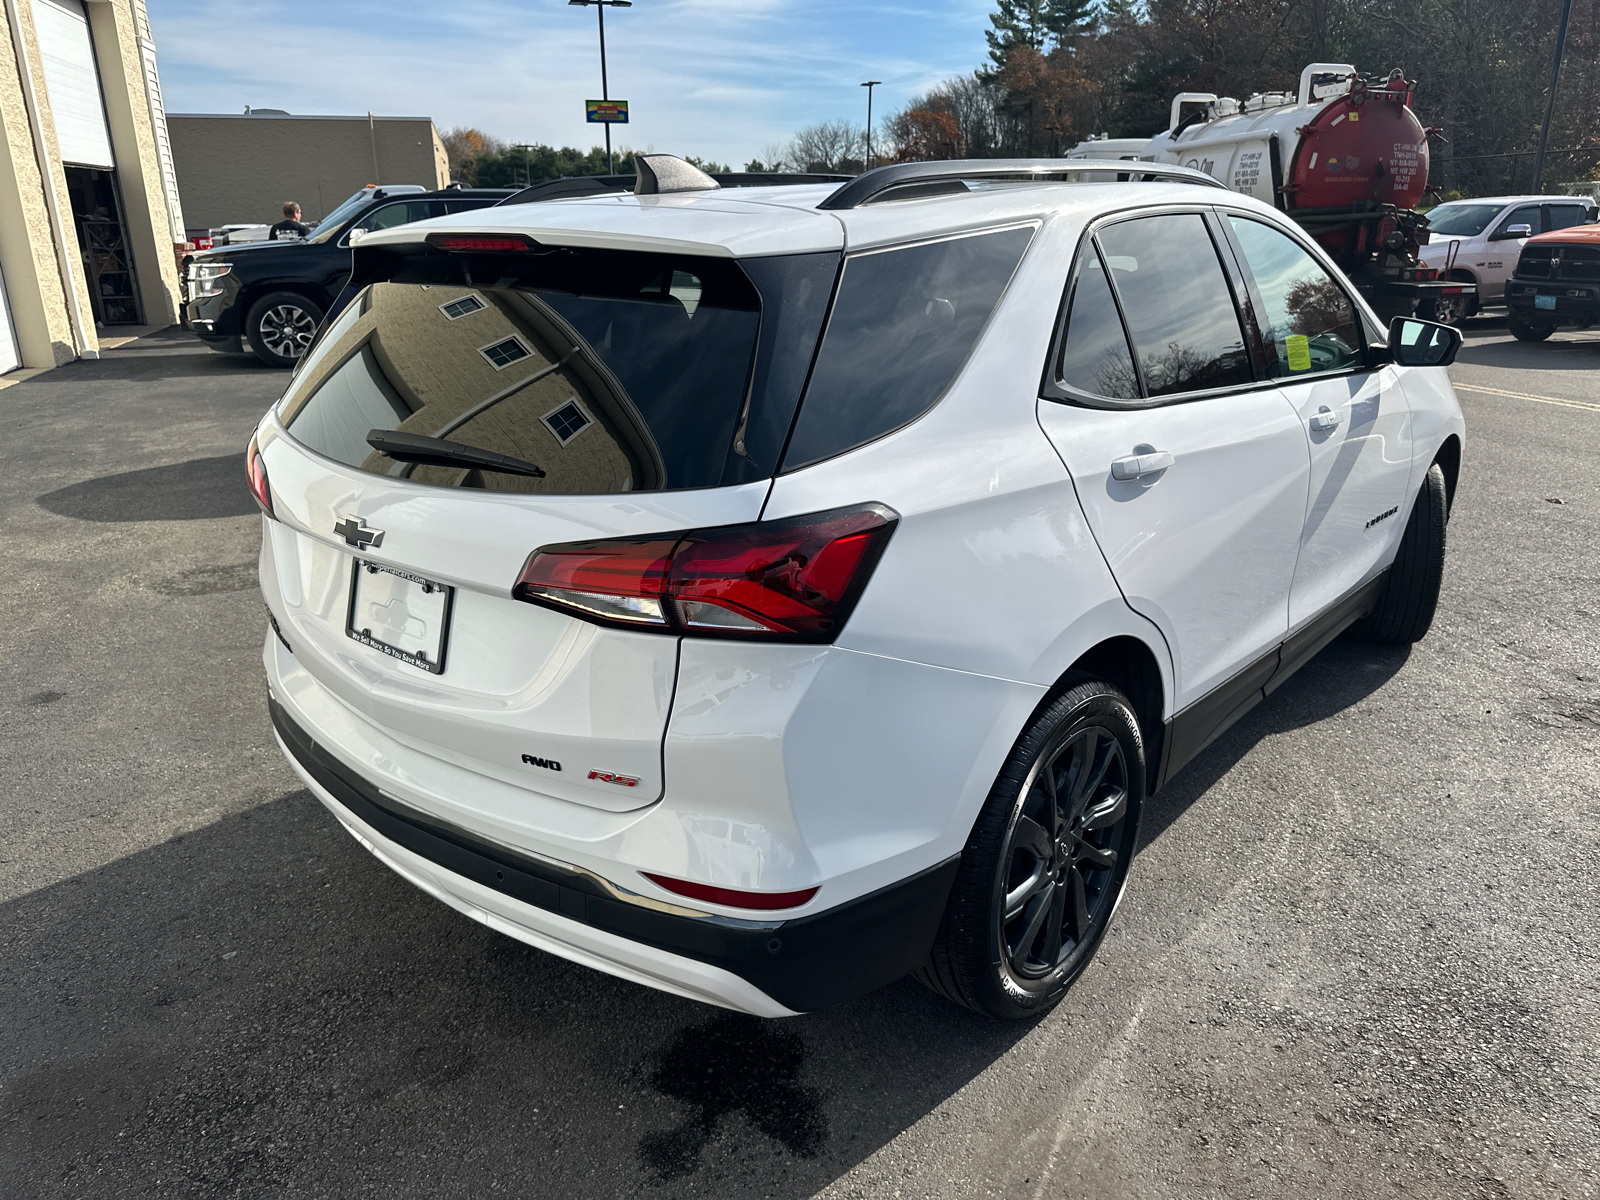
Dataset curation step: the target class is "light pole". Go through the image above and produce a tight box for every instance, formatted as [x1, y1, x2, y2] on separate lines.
[860, 80, 881, 171]
[569, 0, 633, 175]
[1531, 0, 1574, 193]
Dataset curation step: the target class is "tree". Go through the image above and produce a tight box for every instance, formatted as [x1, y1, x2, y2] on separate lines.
[440, 126, 506, 186]
[986, 0, 1098, 67]
[787, 119, 865, 173]
[889, 108, 968, 161]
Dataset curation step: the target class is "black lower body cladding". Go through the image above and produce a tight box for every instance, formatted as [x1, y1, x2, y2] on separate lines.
[269, 698, 957, 1012]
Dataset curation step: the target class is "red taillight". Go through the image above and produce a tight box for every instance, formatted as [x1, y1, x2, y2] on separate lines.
[512, 504, 897, 642]
[425, 233, 539, 253]
[246, 436, 274, 518]
[642, 873, 819, 911]
[513, 537, 678, 627]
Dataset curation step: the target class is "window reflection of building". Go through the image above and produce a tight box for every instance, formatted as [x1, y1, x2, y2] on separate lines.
[291, 282, 664, 494]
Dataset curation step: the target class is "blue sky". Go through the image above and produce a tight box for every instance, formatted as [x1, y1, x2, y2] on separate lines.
[149, 0, 995, 166]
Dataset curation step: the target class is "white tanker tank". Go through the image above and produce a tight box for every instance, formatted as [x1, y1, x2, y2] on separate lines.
[1137, 64, 1470, 320]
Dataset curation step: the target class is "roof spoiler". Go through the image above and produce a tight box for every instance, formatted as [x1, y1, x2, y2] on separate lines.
[816, 159, 1228, 210]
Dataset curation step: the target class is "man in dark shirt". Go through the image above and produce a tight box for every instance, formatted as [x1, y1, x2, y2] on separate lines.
[268, 201, 311, 241]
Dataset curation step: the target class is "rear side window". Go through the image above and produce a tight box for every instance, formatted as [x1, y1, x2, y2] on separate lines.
[1095, 214, 1251, 398]
[1547, 204, 1592, 231]
[781, 226, 1034, 471]
[1227, 217, 1361, 378]
[278, 248, 837, 494]
[1055, 247, 1139, 401]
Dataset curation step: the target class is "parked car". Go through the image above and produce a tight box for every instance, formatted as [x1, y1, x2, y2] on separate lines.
[1504, 220, 1600, 341]
[182, 185, 516, 367]
[249, 154, 1465, 1019]
[1417, 194, 1597, 322]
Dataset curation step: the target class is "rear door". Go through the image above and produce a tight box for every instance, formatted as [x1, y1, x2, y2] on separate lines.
[1037, 210, 1309, 712]
[1219, 214, 1412, 631]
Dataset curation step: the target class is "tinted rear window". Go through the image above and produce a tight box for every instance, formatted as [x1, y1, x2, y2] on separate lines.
[278, 248, 837, 493]
[781, 226, 1035, 471]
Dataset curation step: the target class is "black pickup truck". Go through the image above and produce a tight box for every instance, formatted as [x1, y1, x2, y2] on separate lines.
[180, 186, 516, 367]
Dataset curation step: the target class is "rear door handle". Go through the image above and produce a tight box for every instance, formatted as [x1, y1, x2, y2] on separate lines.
[1309, 407, 1342, 432]
[1110, 450, 1174, 481]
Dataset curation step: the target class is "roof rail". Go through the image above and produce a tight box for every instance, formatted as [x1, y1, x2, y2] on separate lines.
[498, 167, 854, 207]
[816, 158, 1227, 210]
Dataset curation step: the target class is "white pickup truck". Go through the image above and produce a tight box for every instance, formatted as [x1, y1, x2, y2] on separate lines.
[1418, 194, 1598, 321]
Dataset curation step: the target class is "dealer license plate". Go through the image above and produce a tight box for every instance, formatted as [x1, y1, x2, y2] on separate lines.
[346, 559, 454, 674]
[1535, 294, 1557, 310]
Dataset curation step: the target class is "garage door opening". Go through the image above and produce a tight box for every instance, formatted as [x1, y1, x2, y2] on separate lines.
[64, 167, 142, 326]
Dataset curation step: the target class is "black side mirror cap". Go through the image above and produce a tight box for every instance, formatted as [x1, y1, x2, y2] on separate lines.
[1388, 316, 1462, 368]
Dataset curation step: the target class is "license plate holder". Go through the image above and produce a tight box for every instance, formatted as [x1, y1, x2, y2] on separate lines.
[1535, 294, 1557, 310]
[346, 559, 454, 674]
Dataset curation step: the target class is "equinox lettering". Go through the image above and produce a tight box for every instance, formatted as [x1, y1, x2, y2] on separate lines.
[1366, 506, 1400, 530]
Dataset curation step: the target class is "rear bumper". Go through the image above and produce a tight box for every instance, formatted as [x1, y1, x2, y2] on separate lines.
[269, 694, 960, 1014]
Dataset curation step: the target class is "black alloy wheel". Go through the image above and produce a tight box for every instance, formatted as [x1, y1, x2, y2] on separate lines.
[999, 723, 1130, 981]
[246, 291, 324, 368]
[916, 676, 1145, 1019]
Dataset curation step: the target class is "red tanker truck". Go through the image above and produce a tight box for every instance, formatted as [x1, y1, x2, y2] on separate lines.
[1138, 63, 1471, 322]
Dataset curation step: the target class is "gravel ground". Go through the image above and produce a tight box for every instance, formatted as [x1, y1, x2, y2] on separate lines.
[1, 321, 1596, 1199]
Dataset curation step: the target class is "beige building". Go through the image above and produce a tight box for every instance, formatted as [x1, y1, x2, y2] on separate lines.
[0, 0, 185, 373]
[167, 113, 449, 229]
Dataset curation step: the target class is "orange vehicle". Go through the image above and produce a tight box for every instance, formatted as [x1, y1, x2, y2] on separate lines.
[1505, 221, 1600, 341]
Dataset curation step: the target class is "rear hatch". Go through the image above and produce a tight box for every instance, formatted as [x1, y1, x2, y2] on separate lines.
[257, 226, 842, 811]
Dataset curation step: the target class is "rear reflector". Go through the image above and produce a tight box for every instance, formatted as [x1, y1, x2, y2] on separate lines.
[425, 233, 539, 253]
[512, 503, 897, 642]
[642, 873, 819, 911]
[246, 436, 274, 518]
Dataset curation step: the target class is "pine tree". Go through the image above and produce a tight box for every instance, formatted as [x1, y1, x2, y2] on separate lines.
[986, 0, 1098, 67]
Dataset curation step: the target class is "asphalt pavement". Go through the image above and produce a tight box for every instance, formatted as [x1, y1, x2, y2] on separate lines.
[1, 320, 1596, 1199]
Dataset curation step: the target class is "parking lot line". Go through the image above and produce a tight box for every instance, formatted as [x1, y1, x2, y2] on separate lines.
[1452, 382, 1600, 414]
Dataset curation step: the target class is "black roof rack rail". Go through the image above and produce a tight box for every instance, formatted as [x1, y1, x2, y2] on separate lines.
[816, 158, 1227, 210]
[498, 168, 854, 207]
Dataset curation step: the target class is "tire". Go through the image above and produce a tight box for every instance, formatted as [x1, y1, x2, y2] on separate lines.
[245, 291, 324, 368]
[916, 675, 1145, 1019]
[1507, 312, 1556, 343]
[1418, 293, 1468, 326]
[1349, 463, 1448, 645]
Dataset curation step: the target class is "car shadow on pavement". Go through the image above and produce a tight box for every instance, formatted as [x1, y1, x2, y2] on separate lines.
[0, 777, 1031, 1199]
[1453, 333, 1600, 372]
[1140, 637, 1412, 849]
[37, 455, 257, 521]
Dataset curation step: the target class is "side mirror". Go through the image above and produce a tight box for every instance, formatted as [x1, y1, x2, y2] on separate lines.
[345, 227, 367, 247]
[1389, 316, 1462, 367]
[1491, 223, 1533, 241]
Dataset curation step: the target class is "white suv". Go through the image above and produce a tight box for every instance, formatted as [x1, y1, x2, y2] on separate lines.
[251, 155, 1466, 1020]
[1418, 194, 1597, 320]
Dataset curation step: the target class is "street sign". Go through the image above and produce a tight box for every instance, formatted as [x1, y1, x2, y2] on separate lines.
[586, 100, 629, 124]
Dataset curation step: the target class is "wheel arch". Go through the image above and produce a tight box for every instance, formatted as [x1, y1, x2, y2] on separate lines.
[1027, 634, 1168, 796]
[238, 281, 332, 325]
[1432, 434, 1461, 516]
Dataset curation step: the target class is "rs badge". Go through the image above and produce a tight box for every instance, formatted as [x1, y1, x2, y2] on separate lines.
[589, 770, 640, 788]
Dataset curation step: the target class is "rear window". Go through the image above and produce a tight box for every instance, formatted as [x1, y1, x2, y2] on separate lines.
[277, 247, 837, 493]
[781, 226, 1035, 471]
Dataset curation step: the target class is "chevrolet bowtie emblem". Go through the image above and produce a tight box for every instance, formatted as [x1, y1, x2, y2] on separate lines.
[333, 516, 384, 550]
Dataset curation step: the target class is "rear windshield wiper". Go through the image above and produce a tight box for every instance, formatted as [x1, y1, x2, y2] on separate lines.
[366, 430, 546, 479]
